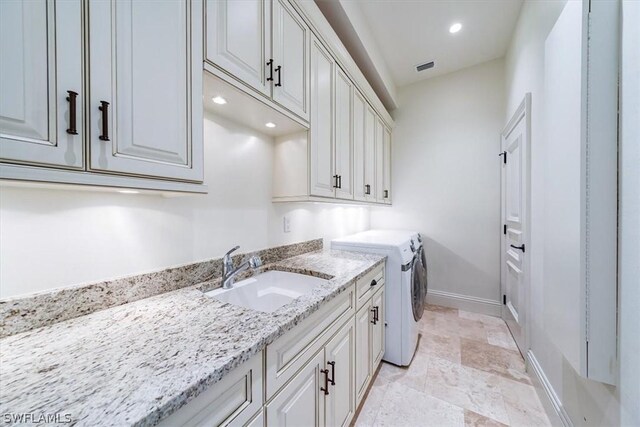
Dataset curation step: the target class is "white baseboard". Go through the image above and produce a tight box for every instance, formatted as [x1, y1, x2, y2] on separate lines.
[426, 289, 501, 316]
[527, 350, 573, 427]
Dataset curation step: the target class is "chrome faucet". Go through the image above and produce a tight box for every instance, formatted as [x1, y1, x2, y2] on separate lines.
[222, 246, 262, 289]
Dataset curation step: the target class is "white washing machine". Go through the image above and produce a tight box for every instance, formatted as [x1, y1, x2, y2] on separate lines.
[332, 230, 427, 366]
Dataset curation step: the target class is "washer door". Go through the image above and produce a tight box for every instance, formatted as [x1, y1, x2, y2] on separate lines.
[411, 247, 427, 321]
[420, 245, 428, 297]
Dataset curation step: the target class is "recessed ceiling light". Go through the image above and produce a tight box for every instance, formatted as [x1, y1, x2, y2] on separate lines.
[212, 96, 227, 105]
[265, 122, 276, 128]
[449, 23, 462, 34]
[118, 189, 139, 194]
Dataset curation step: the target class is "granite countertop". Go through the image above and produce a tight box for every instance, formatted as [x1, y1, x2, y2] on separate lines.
[0, 250, 385, 427]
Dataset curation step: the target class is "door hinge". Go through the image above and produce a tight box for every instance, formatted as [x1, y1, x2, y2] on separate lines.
[503, 295, 506, 305]
[498, 151, 507, 164]
[503, 224, 507, 235]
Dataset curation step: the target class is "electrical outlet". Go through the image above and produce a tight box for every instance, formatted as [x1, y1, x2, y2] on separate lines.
[283, 215, 291, 233]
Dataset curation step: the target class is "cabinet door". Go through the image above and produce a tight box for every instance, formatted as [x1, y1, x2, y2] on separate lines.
[272, 0, 309, 121]
[374, 116, 385, 202]
[88, 0, 203, 182]
[371, 288, 385, 368]
[383, 126, 392, 204]
[325, 319, 356, 427]
[352, 90, 367, 202]
[354, 303, 372, 405]
[266, 349, 325, 427]
[205, 0, 271, 97]
[0, 0, 83, 169]
[309, 37, 334, 198]
[334, 66, 354, 200]
[364, 105, 377, 202]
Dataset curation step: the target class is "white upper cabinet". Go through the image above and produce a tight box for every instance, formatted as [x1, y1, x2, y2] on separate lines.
[374, 117, 384, 202]
[309, 37, 334, 198]
[88, 0, 203, 182]
[272, 0, 310, 121]
[352, 90, 367, 202]
[334, 66, 354, 201]
[363, 105, 377, 202]
[205, 0, 271, 97]
[0, 0, 84, 169]
[204, 0, 309, 122]
[383, 126, 392, 203]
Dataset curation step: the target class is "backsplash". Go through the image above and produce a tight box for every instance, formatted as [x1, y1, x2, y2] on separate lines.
[0, 239, 322, 338]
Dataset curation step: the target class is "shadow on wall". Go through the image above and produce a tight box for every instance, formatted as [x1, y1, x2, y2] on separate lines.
[423, 236, 500, 302]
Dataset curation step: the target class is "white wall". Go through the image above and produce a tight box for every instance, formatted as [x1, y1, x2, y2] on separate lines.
[371, 58, 505, 306]
[505, 0, 638, 425]
[0, 113, 369, 299]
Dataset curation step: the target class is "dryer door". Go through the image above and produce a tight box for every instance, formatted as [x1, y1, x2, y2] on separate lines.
[411, 249, 427, 321]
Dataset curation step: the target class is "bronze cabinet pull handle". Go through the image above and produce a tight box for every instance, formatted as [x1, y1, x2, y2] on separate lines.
[267, 59, 274, 82]
[66, 91, 78, 135]
[275, 65, 282, 87]
[320, 368, 330, 395]
[327, 361, 336, 386]
[98, 101, 110, 141]
[370, 307, 377, 324]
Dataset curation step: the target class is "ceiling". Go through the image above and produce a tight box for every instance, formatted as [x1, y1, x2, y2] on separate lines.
[355, 0, 523, 87]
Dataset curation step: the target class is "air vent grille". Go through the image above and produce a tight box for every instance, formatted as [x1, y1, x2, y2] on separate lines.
[416, 61, 435, 72]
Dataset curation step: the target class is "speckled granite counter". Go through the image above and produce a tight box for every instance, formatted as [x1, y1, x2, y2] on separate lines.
[0, 250, 385, 427]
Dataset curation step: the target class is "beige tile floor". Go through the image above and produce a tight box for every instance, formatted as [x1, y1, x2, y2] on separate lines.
[354, 304, 551, 427]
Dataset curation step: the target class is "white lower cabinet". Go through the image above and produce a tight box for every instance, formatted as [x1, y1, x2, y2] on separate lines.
[371, 288, 385, 367]
[246, 409, 265, 427]
[157, 352, 263, 427]
[267, 349, 326, 427]
[324, 319, 356, 427]
[354, 303, 372, 405]
[159, 265, 384, 427]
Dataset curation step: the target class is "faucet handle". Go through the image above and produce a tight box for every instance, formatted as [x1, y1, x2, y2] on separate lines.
[249, 255, 262, 269]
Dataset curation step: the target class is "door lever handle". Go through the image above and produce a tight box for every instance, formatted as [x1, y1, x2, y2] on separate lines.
[510, 244, 525, 253]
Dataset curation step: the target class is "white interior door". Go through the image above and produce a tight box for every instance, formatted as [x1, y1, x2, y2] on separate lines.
[500, 94, 530, 355]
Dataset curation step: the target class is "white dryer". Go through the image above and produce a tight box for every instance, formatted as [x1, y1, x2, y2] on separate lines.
[332, 230, 427, 366]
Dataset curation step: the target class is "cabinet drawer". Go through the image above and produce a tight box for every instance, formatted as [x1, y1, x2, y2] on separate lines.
[355, 265, 384, 310]
[158, 352, 263, 427]
[266, 286, 354, 398]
